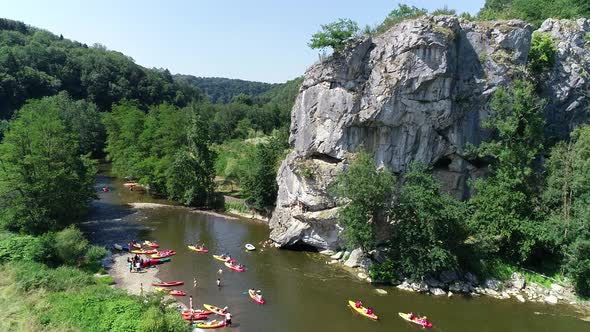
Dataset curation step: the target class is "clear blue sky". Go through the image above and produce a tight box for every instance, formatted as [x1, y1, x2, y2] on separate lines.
[2, 0, 485, 83]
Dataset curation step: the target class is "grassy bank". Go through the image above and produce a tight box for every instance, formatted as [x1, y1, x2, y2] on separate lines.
[0, 231, 188, 332]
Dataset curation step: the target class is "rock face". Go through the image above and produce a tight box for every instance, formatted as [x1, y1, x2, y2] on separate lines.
[270, 16, 590, 249]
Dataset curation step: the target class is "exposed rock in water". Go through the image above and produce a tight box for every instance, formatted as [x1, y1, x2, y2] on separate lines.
[343, 248, 364, 268]
[430, 287, 447, 296]
[270, 15, 590, 249]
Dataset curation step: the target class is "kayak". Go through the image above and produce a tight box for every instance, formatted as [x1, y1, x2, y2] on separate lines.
[141, 258, 171, 268]
[182, 309, 212, 316]
[245, 243, 256, 251]
[348, 300, 378, 320]
[398, 313, 433, 328]
[224, 261, 245, 272]
[129, 242, 142, 249]
[182, 313, 209, 321]
[195, 320, 227, 329]
[169, 290, 186, 296]
[151, 250, 176, 259]
[203, 304, 226, 316]
[131, 249, 157, 255]
[248, 289, 265, 304]
[123, 182, 138, 187]
[144, 240, 159, 248]
[152, 281, 184, 287]
[113, 243, 129, 251]
[212, 254, 235, 263]
[188, 245, 209, 253]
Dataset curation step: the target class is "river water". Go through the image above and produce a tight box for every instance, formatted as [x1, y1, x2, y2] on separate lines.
[84, 166, 589, 332]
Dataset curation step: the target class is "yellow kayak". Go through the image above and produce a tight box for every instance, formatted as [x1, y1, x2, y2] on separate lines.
[348, 300, 378, 320]
[203, 304, 225, 316]
[195, 320, 226, 329]
[212, 254, 230, 262]
[399, 312, 433, 328]
[188, 245, 209, 253]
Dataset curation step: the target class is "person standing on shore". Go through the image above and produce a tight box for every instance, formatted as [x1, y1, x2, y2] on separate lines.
[140, 283, 143, 296]
[128, 259, 133, 273]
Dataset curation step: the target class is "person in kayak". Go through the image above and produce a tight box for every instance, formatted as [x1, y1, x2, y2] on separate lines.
[409, 312, 415, 320]
[365, 307, 373, 315]
[355, 301, 362, 308]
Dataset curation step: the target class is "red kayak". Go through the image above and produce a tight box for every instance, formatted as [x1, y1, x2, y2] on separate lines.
[151, 250, 176, 259]
[248, 289, 265, 304]
[169, 290, 186, 296]
[152, 281, 184, 287]
[182, 313, 208, 321]
[224, 261, 245, 272]
[182, 309, 212, 316]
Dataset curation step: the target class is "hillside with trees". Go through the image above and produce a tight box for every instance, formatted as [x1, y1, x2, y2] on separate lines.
[174, 75, 276, 103]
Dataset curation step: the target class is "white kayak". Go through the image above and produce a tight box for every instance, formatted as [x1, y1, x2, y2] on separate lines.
[245, 243, 256, 251]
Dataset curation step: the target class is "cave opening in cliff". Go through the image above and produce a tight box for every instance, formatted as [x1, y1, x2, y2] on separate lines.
[286, 241, 320, 252]
[433, 156, 452, 170]
[310, 152, 342, 164]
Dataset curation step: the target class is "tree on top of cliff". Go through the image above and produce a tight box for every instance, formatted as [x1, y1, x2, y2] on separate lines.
[308, 18, 359, 53]
[376, 4, 427, 34]
[477, 0, 588, 26]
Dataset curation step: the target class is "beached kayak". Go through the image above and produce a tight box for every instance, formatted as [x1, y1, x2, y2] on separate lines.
[151, 250, 176, 259]
[182, 313, 208, 321]
[131, 249, 157, 255]
[399, 313, 433, 328]
[169, 290, 186, 296]
[182, 309, 212, 316]
[212, 254, 235, 263]
[195, 320, 227, 329]
[112, 243, 129, 251]
[144, 240, 159, 248]
[248, 289, 265, 304]
[224, 261, 245, 272]
[141, 257, 171, 268]
[245, 243, 255, 251]
[152, 281, 184, 287]
[188, 245, 209, 253]
[203, 304, 226, 316]
[348, 300, 378, 320]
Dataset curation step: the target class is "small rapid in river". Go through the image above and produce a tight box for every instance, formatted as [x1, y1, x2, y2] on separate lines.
[82, 165, 589, 332]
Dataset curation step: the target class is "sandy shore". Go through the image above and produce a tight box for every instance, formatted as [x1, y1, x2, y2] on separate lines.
[108, 252, 158, 295]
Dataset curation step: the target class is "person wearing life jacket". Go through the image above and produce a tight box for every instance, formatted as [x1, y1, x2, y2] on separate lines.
[366, 307, 373, 315]
[355, 301, 362, 308]
[409, 312, 415, 320]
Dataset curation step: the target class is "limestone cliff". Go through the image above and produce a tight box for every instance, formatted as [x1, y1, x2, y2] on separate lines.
[270, 16, 590, 250]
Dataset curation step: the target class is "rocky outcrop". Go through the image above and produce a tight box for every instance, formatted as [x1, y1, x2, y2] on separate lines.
[270, 15, 590, 250]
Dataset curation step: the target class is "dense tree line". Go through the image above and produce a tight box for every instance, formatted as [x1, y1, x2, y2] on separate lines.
[174, 75, 277, 103]
[0, 18, 202, 118]
[478, 0, 590, 26]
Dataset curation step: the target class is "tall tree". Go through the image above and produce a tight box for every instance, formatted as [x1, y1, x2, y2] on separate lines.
[468, 80, 545, 262]
[166, 114, 216, 207]
[331, 152, 395, 250]
[389, 162, 465, 279]
[0, 101, 96, 234]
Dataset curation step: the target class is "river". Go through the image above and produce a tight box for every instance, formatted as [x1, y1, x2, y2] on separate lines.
[83, 166, 589, 332]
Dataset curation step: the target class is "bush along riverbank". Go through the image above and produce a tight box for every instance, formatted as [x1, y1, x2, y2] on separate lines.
[321, 247, 590, 308]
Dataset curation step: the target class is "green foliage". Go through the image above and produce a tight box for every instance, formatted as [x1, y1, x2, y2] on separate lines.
[308, 18, 359, 53]
[389, 162, 466, 279]
[431, 6, 457, 16]
[0, 19, 201, 118]
[12, 261, 94, 292]
[94, 275, 115, 286]
[175, 75, 275, 104]
[240, 132, 288, 210]
[332, 152, 395, 250]
[528, 32, 557, 74]
[376, 4, 427, 34]
[40, 285, 186, 332]
[166, 114, 217, 207]
[368, 259, 396, 282]
[565, 238, 590, 296]
[0, 233, 43, 262]
[0, 100, 96, 234]
[478, 0, 586, 26]
[224, 201, 250, 214]
[54, 226, 89, 266]
[468, 80, 545, 262]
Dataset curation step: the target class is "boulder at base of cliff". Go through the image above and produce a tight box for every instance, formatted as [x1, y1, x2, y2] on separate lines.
[484, 279, 503, 291]
[510, 272, 526, 290]
[430, 288, 446, 296]
[344, 248, 364, 268]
